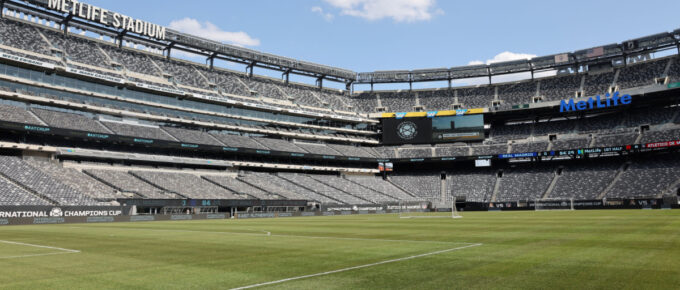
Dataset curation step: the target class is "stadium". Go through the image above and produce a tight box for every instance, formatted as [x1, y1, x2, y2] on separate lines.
[0, 0, 679, 288]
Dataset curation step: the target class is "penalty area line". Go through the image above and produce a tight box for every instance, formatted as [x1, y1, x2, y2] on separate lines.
[229, 243, 483, 290]
[0, 239, 80, 259]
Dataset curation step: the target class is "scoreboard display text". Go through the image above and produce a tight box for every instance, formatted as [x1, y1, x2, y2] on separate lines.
[382, 115, 484, 145]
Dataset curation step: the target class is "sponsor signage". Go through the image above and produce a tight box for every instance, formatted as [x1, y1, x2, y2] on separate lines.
[130, 216, 155, 222]
[45, 0, 166, 40]
[24, 125, 50, 132]
[134, 82, 185, 96]
[87, 216, 115, 223]
[560, 92, 631, 113]
[0, 206, 124, 218]
[66, 67, 125, 84]
[380, 108, 484, 119]
[0, 52, 55, 69]
[170, 215, 192, 220]
[87, 133, 109, 139]
[206, 214, 226, 219]
[645, 140, 680, 148]
[237, 213, 275, 219]
[499, 152, 538, 159]
[34, 217, 65, 224]
[554, 53, 569, 63]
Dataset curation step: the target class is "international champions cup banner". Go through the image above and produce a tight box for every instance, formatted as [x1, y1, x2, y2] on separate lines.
[0, 206, 130, 218]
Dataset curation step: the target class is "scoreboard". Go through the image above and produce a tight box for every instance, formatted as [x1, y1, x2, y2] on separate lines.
[382, 115, 484, 145]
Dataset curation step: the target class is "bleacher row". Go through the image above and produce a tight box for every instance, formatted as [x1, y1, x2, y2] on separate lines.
[390, 154, 680, 203]
[1, 101, 679, 159]
[0, 153, 676, 206]
[0, 66, 373, 142]
[382, 106, 680, 158]
[351, 56, 679, 112]
[0, 17, 356, 117]
[1, 17, 679, 115]
[0, 156, 416, 206]
[0, 102, 379, 158]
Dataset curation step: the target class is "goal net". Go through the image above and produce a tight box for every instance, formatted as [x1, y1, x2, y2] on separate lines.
[534, 198, 574, 211]
[398, 199, 462, 219]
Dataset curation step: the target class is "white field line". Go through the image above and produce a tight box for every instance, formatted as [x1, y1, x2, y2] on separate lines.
[0, 239, 80, 259]
[69, 226, 475, 245]
[66, 226, 482, 287]
[230, 243, 483, 290]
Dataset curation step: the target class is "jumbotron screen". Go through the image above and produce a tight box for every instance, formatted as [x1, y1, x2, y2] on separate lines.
[382, 115, 484, 145]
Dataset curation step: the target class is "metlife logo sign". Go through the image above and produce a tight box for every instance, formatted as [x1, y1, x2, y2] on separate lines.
[560, 91, 631, 113]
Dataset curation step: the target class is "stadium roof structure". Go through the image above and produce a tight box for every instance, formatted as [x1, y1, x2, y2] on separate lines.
[357, 31, 680, 85]
[9, 0, 357, 84]
[7, 0, 680, 87]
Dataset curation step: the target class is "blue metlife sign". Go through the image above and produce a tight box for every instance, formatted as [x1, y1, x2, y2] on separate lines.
[560, 91, 631, 113]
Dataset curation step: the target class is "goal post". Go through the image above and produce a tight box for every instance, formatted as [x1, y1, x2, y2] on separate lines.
[398, 198, 462, 219]
[534, 198, 575, 211]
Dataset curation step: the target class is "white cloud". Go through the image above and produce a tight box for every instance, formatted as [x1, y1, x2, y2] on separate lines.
[468, 51, 537, 66]
[169, 49, 206, 63]
[456, 52, 541, 84]
[168, 18, 260, 47]
[324, 0, 442, 22]
[311, 6, 335, 21]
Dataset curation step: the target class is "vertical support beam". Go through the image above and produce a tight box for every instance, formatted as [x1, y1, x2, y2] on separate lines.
[282, 70, 290, 85]
[117, 30, 128, 49]
[246, 62, 255, 78]
[487, 67, 492, 85]
[62, 14, 74, 36]
[317, 76, 323, 89]
[0, 0, 5, 19]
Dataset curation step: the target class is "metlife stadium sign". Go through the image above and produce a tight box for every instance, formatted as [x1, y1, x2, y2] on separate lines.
[44, 0, 166, 40]
[560, 91, 631, 113]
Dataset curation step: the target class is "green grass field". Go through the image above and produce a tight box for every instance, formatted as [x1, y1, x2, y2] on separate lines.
[1, 210, 680, 289]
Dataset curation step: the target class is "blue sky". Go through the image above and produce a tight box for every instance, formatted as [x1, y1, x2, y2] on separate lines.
[83, 0, 680, 89]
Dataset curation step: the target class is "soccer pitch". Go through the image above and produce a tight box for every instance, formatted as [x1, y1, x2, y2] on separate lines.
[1, 210, 680, 289]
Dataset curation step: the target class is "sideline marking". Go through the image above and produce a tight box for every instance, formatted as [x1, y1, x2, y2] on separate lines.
[0, 240, 80, 259]
[67, 226, 481, 288]
[70, 226, 475, 245]
[230, 243, 483, 290]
